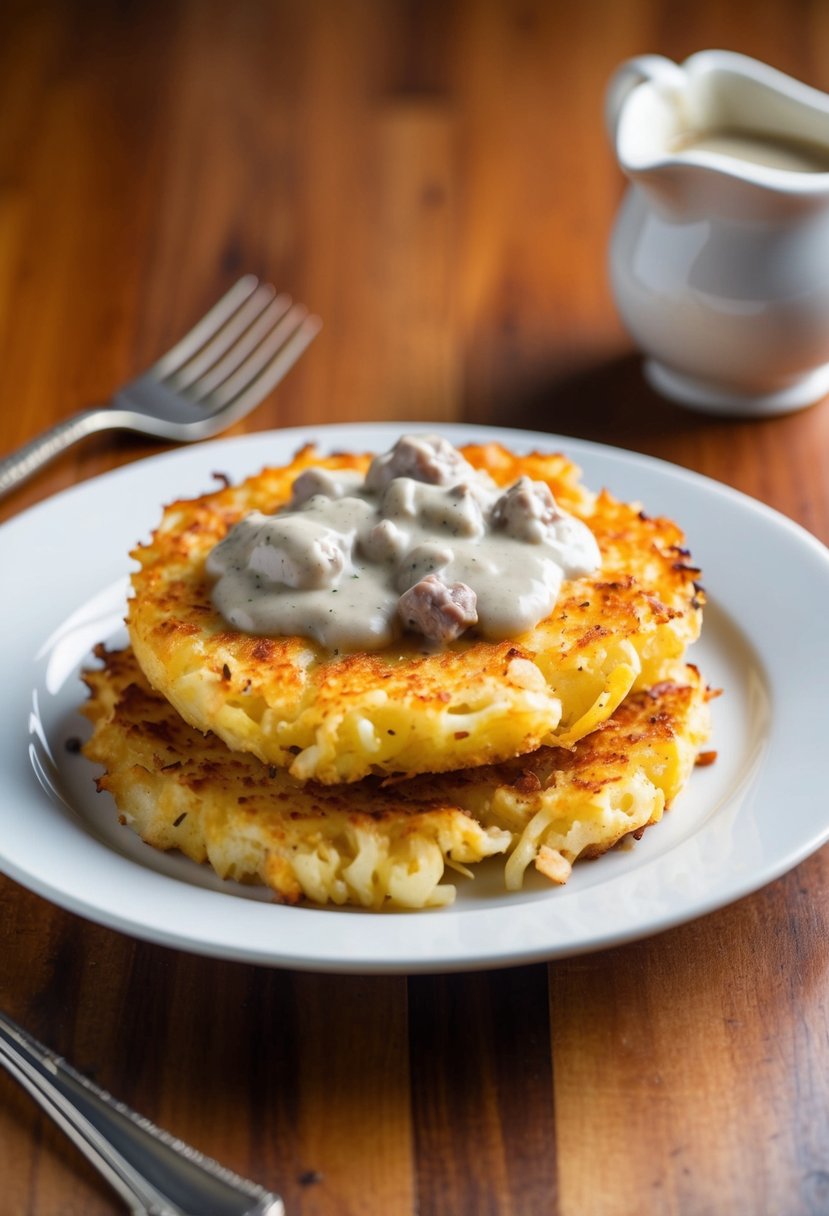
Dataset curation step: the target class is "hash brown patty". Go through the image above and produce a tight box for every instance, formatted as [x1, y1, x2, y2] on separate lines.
[127, 443, 704, 784]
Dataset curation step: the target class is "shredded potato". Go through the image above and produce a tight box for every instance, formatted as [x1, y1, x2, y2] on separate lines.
[127, 444, 703, 784]
[82, 648, 710, 909]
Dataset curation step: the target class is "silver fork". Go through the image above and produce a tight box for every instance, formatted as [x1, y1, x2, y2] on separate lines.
[0, 1009, 284, 1215]
[0, 275, 321, 500]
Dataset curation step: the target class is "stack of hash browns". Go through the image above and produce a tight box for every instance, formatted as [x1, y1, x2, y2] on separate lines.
[82, 443, 713, 909]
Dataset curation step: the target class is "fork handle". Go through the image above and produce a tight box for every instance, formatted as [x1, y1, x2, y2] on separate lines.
[0, 1012, 284, 1216]
[0, 407, 122, 499]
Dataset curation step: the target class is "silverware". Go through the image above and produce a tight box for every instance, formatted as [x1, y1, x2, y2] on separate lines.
[0, 275, 321, 500]
[0, 1009, 284, 1215]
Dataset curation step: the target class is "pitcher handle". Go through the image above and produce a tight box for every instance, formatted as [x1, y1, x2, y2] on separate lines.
[605, 54, 686, 144]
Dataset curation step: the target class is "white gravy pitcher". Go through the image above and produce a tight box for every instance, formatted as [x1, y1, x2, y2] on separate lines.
[607, 51, 829, 415]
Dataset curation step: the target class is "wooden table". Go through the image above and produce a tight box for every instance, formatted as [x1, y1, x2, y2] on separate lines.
[1, 3, 828, 1213]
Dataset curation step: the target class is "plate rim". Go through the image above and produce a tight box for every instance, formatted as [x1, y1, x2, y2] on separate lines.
[2, 420, 828, 973]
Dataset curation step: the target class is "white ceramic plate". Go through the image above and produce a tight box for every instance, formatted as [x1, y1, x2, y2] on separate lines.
[2, 423, 827, 973]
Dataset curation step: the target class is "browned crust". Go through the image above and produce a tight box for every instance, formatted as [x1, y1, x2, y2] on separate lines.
[125, 443, 704, 781]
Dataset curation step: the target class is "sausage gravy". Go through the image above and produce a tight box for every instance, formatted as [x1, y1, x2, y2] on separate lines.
[206, 435, 601, 651]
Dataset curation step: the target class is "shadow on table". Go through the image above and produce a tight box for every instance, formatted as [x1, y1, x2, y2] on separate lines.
[475, 350, 728, 456]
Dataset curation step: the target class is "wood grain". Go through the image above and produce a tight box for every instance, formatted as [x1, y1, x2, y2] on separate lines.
[551, 852, 829, 1216]
[408, 967, 557, 1215]
[1, 2, 828, 1214]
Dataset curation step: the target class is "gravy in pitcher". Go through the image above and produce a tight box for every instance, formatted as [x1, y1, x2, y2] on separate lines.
[671, 127, 829, 172]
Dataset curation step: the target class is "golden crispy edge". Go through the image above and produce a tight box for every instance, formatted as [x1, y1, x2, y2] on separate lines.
[126, 444, 704, 783]
[81, 647, 712, 910]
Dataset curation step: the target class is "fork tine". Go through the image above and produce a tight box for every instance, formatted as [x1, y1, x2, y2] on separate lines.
[149, 276, 261, 379]
[164, 283, 280, 391]
[199, 303, 311, 407]
[183, 294, 296, 400]
[201, 312, 323, 420]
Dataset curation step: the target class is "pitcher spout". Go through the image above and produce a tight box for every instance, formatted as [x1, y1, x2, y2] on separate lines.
[605, 54, 688, 152]
[608, 51, 829, 218]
